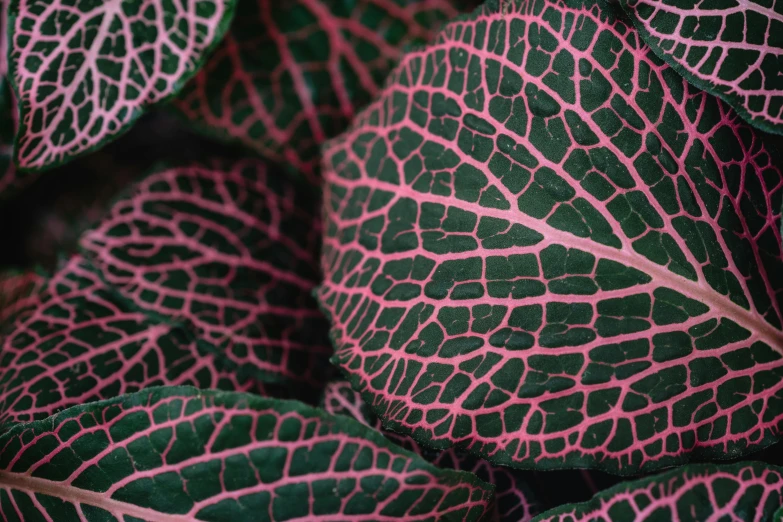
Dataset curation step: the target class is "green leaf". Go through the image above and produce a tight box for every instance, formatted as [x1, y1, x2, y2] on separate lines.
[620, 0, 783, 134]
[0, 386, 496, 521]
[80, 159, 332, 388]
[0, 256, 270, 427]
[323, 380, 537, 521]
[8, 0, 237, 171]
[533, 461, 783, 521]
[318, 0, 783, 475]
[171, 0, 475, 180]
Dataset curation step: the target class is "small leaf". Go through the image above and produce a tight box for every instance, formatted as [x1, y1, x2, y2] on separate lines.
[323, 380, 537, 522]
[318, 0, 783, 474]
[0, 256, 267, 427]
[533, 461, 783, 521]
[620, 0, 783, 134]
[8, 0, 237, 171]
[0, 386, 496, 521]
[172, 0, 473, 180]
[80, 158, 331, 387]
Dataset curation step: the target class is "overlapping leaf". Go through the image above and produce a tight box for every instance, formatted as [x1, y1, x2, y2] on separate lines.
[8, 0, 237, 171]
[80, 159, 331, 387]
[318, 0, 783, 474]
[172, 0, 474, 180]
[0, 256, 268, 427]
[0, 386, 496, 521]
[620, 0, 783, 134]
[323, 380, 536, 522]
[533, 461, 783, 521]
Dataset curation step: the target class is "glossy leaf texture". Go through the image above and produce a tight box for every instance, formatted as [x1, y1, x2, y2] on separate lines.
[172, 0, 475, 181]
[620, 0, 783, 135]
[318, 0, 783, 474]
[0, 256, 269, 427]
[323, 380, 536, 522]
[0, 269, 44, 325]
[80, 159, 331, 388]
[8, 0, 237, 171]
[0, 386, 496, 521]
[533, 461, 783, 521]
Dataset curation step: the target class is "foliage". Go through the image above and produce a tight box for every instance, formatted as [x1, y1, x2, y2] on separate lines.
[0, 0, 782, 519]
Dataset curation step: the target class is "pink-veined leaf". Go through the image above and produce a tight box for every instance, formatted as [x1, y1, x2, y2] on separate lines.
[171, 0, 476, 181]
[619, 0, 783, 135]
[0, 256, 271, 428]
[533, 461, 783, 521]
[318, 0, 783, 474]
[7, 0, 237, 172]
[0, 269, 44, 325]
[80, 158, 331, 388]
[323, 380, 536, 522]
[0, 386, 496, 521]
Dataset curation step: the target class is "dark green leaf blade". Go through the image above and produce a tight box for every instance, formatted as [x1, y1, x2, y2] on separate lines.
[80, 158, 331, 388]
[533, 461, 783, 521]
[0, 386, 496, 521]
[620, 0, 783, 134]
[8, 0, 237, 171]
[318, 0, 783, 475]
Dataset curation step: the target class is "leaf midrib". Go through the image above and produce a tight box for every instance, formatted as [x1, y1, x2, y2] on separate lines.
[0, 471, 192, 521]
[331, 170, 783, 349]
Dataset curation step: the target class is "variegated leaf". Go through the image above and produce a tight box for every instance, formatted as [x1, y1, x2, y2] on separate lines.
[8, 0, 237, 171]
[172, 0, 475, 180]
[620, 0, 783, 134]
[80, 159, 331, 387]
[318, 0, 783, 474]
[0, 386, 496, 521]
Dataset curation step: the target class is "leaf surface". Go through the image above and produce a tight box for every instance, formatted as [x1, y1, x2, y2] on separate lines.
[533, 461, 783, 521]
[0, 386, 496, 521]
[172, 0, 472, 180]
[0, 256, 267, 427]
[323, 380, 536, 522]
[8, 0, 236, 171]
[620, 0, 783, 134]
[318, 0, 783, 474]
[81, 159, 331, 387]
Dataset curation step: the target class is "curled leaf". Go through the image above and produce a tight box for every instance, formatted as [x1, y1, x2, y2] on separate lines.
[81, 159, 331, 387]
[172, 0, 472, 180]
[0, 386, 496, 521]
[534, 461, 783, 521]
[8, 0, 237, 171]
[318, 0, 783, 474]
[620, 0, 783, 134]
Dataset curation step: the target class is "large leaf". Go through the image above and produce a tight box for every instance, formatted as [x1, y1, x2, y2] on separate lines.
[318, 0, 783, 474]
[8, 0, 237, 171]
[0, 386, 496, 521]
[0, 256, 268, 427]
[80, 159, 331, 387]
[533, 461, 783, 521]
[172, 0, 473, 180]
[620, 0, 783, 135]
[323, 380, 536, 521]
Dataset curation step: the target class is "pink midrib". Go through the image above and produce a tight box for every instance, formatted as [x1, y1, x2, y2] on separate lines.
[0, 471, 192, 521]
[331, 168, 783, 351]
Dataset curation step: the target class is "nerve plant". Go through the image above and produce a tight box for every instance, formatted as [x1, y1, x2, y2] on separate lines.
[0, 0, 781, 520]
